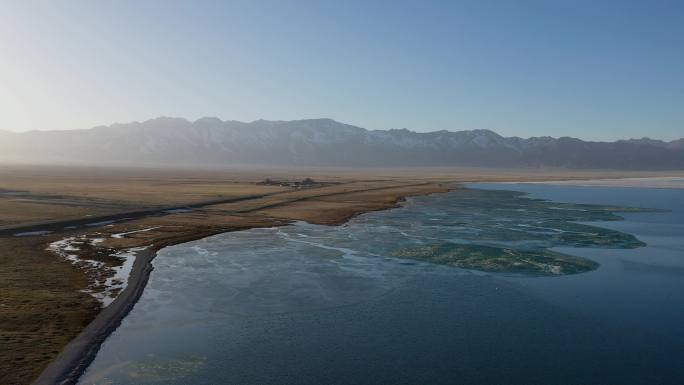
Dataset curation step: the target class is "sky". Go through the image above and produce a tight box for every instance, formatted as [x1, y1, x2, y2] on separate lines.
[0, 0, 682, 140]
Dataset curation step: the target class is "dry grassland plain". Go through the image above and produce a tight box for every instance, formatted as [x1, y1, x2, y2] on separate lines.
[2, 164, 683, 385]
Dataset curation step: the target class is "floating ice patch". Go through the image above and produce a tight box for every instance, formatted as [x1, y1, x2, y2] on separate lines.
[277, 228, 382, 261]
[252, 225, 281, 231]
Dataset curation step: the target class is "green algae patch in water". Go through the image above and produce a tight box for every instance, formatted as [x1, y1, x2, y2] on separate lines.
[390, 243, 598, 276]
[386, 188, 658, 275]
[92, 354, 207, 384]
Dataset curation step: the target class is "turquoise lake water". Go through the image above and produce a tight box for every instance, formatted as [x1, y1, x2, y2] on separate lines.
[79, 184, 684, 385]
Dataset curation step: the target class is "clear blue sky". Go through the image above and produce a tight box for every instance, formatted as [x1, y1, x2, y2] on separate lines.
[1, 0, 682, 140]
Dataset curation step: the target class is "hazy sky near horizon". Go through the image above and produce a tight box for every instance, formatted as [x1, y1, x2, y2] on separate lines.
[1, 0, 682, 140]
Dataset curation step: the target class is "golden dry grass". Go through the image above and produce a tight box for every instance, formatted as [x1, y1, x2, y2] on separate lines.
[0, 198, 116, 226]
[255, 183, 449, 224]
[0, 236, 100, 385]
[0, 165, 289, 208]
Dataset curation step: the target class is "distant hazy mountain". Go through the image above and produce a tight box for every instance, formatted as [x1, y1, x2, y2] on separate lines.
[1, 117, 683, 169]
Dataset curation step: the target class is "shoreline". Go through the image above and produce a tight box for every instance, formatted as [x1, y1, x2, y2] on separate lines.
[32, 175, 683, 384]
[32, 246, 156, 385]
[32, 225, 290, 385]
[505, 176, 684, 189]
[2, 167, 679, 385]
[32, 185, 448, 385]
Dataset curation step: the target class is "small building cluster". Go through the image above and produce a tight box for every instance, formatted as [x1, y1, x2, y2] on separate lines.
[257, 177, 318, 188]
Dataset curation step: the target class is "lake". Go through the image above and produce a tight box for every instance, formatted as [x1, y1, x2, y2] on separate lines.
[79, 183, 684, 385]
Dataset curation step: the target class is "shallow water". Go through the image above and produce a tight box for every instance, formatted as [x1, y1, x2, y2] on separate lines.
[79, 185, 684, 385]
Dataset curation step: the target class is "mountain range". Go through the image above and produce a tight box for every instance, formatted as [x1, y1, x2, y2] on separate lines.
[1, 117, 683, 169]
